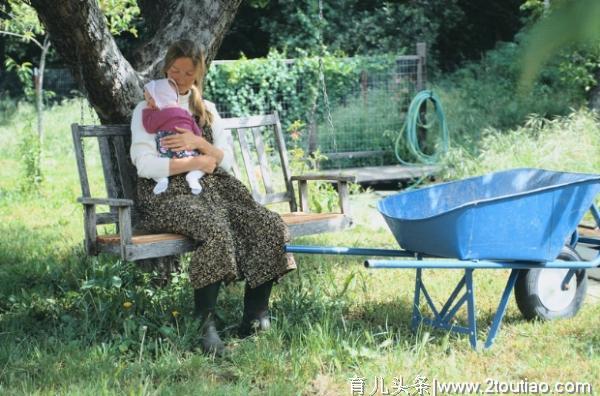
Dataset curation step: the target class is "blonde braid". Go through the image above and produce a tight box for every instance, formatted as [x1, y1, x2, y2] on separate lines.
[189, 84, 213, 127]
[162, 39, 213, 127]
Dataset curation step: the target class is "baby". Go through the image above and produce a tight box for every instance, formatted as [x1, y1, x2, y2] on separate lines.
[142, 78, 204, 195]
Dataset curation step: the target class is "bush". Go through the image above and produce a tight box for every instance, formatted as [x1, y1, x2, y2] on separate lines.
[432, 41, 588, 151]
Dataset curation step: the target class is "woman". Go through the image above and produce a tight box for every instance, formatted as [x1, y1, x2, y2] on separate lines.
[130, 40, 296, 355]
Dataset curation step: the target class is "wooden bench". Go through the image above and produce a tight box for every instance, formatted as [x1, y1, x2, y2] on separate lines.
[71, 113, 354, 262]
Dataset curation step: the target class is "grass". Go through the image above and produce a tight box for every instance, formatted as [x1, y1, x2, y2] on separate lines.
[0, 98, 599, 395]
[441, 109, 600, 179]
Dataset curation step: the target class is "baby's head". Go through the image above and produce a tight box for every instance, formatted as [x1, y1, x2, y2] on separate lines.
[144, 78, 179, 110]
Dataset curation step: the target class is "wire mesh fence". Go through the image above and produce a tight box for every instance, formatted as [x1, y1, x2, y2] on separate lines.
[1, 44, 426, 169]
[207, 49, 425, 169]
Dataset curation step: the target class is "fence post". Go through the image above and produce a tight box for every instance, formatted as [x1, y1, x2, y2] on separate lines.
[416, 42, 428, 153]
[416, 42, 427, 91]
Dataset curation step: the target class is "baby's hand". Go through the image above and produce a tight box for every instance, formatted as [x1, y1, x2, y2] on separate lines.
[144, 89, 157, 109]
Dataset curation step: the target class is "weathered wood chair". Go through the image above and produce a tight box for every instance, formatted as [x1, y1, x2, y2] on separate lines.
[71, 113, 354, 262]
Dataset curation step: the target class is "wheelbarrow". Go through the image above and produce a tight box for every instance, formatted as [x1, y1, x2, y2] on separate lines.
[285, 168, 600, 350]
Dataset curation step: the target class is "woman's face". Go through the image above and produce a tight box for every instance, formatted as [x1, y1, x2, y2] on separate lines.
[166, 57, 197, 94]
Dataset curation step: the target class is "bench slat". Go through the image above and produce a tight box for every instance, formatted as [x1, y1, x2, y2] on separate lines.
[272, 113, 296, 212]
[252, 127, 274, 194]
[236, 128, 262, 199]
[71, 125, 91, 197]
[220, 114, 278, 129]
[112, 135, 137, 200]
[95, 212, 348, 245]
[78, 125, 129, 137]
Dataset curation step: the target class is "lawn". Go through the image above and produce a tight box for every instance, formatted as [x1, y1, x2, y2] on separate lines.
[0, 99, 598, 395]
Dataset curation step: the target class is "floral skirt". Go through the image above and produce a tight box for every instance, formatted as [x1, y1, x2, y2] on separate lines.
[136, 169, 296, 289]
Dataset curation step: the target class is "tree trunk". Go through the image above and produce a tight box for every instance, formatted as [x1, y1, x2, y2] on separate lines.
[28, 0, 242, 124]
[27, 0, 243, 282]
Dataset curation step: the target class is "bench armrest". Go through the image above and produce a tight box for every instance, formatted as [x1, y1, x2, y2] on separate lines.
[77, 197, 134, 206]
[77, 196, 133, 258]
[291, 174, 353, 215]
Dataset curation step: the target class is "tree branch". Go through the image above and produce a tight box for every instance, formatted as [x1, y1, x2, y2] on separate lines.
[131, 0, 243, 78]
[28, 0, 142, 124]
[26, 0, 242, 124]
[0, 30, 43, 49]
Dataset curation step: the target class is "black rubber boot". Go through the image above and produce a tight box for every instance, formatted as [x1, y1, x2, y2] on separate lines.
[194, 281, 225, 356]
[238, 279, 273, 338]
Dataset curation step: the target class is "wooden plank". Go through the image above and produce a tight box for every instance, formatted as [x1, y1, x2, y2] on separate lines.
[112, 135, 137, 200]
[298, 180, 309, 212]
[252, 127, 274, 194]
[337, 182, 350, 216]
[83, 204, 97, 255]
[118, 206, 133, 259]
[285, 214, 353, 237]
[220, 114, 277, 129]
[97, 212, 347, 245]
[96, 239, 197, 261]
[273, 112, 297, 212]
[227, 133, 243, 180]
[97, 212, 118, 225]
[97, 233, 189, 245]
[98, 136, 121, 200]
[416, 42, 427, 91]
[256, 192, 293, 206]
[237, 128, 262, 199]
[78, 124, 129, 137]
[280, 212, 344, 224]
[78, 197, 134, 206]
[322, 150, 386, 160]
[291, 174, 356, 182]
[212, 56, 420, 66]
[71, 124, 91, 197]
[124, 239, 197, 261]
[313, 164, 439, 184]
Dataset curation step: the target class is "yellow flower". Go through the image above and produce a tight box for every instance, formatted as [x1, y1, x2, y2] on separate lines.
[172, 310, 180, 318]
[123, 301, 133, 309]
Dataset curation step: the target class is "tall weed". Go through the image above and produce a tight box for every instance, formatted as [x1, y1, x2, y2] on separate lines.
[442, 108, 600, 179]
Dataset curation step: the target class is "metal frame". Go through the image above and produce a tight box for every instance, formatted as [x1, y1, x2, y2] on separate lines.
[285, 214, 600, 350]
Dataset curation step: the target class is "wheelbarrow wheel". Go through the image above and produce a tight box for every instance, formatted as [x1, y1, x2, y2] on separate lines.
[515, 246, 588, 321]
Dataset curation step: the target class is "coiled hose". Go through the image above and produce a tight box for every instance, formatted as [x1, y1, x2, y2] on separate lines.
[394, 90, 449, 165]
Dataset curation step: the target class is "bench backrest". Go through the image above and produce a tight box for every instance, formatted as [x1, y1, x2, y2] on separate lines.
[71, 113, 298, 226]
[221, 113, 297, 211]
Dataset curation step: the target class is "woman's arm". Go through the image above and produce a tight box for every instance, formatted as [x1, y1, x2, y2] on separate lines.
[161, 101, 234, 172]
[169, 155, 218, 175]
[131, 101, 215, 178]
[130, 101, 170, 179]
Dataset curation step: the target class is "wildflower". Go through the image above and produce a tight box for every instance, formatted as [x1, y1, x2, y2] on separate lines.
[123, 301, 133, 309]
[172, 310, 180, 318]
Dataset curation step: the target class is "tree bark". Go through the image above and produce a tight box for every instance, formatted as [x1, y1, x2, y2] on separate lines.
[28, 0, 242, 124]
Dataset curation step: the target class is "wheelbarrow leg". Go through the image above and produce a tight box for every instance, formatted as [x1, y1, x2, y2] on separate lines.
[484, 269, 520, 349]
[465, 269, 478, 349]
[411, 268, 423, 329]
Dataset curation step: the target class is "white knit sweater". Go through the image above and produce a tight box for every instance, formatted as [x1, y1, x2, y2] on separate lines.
[130, 91, 234, 179]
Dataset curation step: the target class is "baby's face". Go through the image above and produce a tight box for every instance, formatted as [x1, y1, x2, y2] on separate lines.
[144, 89, 158, 109]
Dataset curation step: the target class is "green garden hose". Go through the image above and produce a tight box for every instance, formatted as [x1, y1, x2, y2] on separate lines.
[394, 90, 449, 165]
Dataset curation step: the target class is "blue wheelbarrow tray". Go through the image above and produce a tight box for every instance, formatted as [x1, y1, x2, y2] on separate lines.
[378, 168, 600, 262]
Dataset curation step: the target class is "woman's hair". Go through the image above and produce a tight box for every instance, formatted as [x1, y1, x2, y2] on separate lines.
[161, 39, 213, 127]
